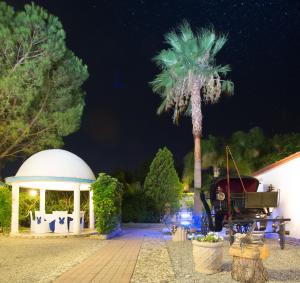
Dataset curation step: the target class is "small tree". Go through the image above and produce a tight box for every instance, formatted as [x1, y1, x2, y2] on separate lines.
[144, 147, 182, 216]
[91, 173, 123, 234]
[0, 185, 11, 233]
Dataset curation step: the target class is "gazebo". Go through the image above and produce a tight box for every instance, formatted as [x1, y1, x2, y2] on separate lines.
[5, 149, 96, 235]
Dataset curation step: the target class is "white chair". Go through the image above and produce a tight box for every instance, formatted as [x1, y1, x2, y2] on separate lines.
[53, 211, 68, 234]
[68, 211, 85, 232]
[44, 214, 56, 233]
[67, 213, 74, 232]
[34, 211, 49, 234]
[53, 211, 68, 214]
[29, 211, 36, 233]
[80, 211, 85, 230]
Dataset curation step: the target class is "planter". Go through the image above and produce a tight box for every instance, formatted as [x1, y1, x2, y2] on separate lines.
[192, 240, 224, 274]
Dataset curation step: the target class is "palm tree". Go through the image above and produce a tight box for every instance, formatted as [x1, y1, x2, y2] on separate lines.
[150, 21, 234, 215]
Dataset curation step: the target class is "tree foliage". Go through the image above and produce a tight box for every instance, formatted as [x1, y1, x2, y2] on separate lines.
[150, 20, 233, 132]
[91, 173, 123, 234]
[144, 147, 182, 215]
[0, 185, 11, 233]
[183, 128, 300, 184]
[0, 2, 88, 168]
[121, 182, 158, 223]
[182, 151, 194, 190]
[262, 133, 300, 167]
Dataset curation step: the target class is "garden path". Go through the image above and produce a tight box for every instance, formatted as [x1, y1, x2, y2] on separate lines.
[54, 225, 163, 283]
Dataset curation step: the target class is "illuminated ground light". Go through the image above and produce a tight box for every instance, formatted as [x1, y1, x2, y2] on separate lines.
[180, 211, 192, 219]
[180, 221, 191, 226]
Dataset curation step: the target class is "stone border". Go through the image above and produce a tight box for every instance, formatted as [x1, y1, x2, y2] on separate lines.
[122, 223, 165, 229]
[9, 230, 98, 239]
[97, 228, 122, 240]
[286, 236, 300, 245]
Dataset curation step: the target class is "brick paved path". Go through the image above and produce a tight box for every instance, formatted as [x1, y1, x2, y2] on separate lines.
[54, 227, 160, 283]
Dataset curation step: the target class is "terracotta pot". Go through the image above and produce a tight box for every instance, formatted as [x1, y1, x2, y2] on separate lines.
[192, 240, 224, 274]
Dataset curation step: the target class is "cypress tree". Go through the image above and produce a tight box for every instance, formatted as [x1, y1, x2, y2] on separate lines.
[144, 147, 182, 216]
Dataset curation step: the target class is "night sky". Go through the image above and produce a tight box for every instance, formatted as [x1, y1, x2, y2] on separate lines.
[5, 0, 300, 175]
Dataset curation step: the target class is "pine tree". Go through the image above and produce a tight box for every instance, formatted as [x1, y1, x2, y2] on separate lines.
[144, 147, 182, 216]
[0, 2, 88, 170]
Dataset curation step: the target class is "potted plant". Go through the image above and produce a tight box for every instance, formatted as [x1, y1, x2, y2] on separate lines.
[192, 232, 224, 274]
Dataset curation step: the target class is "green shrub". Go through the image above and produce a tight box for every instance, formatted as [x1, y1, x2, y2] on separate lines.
[0, 185, 11, 233]
[91, 173, 123, 234]
[122, 182, 159, 223]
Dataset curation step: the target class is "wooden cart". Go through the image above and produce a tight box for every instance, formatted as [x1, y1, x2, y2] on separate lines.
[224, 217, 291, 249]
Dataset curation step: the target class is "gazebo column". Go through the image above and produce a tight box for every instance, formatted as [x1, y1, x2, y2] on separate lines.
[73, 184, 81, 234]
[40, 189, 46, 213]
[89, 189, 95, 229]
[11, 184, 19, 234]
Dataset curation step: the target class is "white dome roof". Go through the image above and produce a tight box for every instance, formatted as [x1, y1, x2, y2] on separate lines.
[16, 149, 95, 180]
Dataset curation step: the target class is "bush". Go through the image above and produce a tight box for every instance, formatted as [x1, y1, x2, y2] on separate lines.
[0, 185, 11, 233]
[91, 173, 123, 234]
[122, 182, 159, 223]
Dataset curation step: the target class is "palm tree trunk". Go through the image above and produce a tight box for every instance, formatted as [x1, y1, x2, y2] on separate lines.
[193, 134, 202, 214]
[191, 79, 203, 215]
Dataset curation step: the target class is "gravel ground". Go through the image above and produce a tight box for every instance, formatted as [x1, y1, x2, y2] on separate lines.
[167, 239, 300, 283]
[1, 230, 299, 283]
[131, 235, 175, 283]
[0, 236, 107, 283]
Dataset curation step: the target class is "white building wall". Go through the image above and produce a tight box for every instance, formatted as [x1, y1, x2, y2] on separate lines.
[255, 157, 300, 239]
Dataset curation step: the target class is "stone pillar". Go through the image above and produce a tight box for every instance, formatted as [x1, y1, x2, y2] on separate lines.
[11, 184, 19, 234]
[89, 189, 95, 229]
[73, 184, 81, 234]
[40, 189, 46, 213]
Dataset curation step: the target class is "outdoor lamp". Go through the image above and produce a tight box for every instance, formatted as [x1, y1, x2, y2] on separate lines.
[29, 190, 37, 197]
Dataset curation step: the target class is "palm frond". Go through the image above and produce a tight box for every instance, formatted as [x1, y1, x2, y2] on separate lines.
[221, 80, 234, 95]
[172, 107, 179, 124]
[195, 64, 215, 80]
[165, 31, 182, 53]
[185, 101, 192, 116]
[211, 34, 227, 56]
[179, 20, 194, 42]
[153, 49, 178, 68]
[157, 99, 168, 115]
[202, 75, 221, 104]
[214, 64, 231, 75]
[198, 28, 216, 58]
[150, 71, 173, 95]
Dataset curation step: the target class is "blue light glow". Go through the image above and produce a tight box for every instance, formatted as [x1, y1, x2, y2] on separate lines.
[180, 221, 190, 226]
[180, 212, 191, 219]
